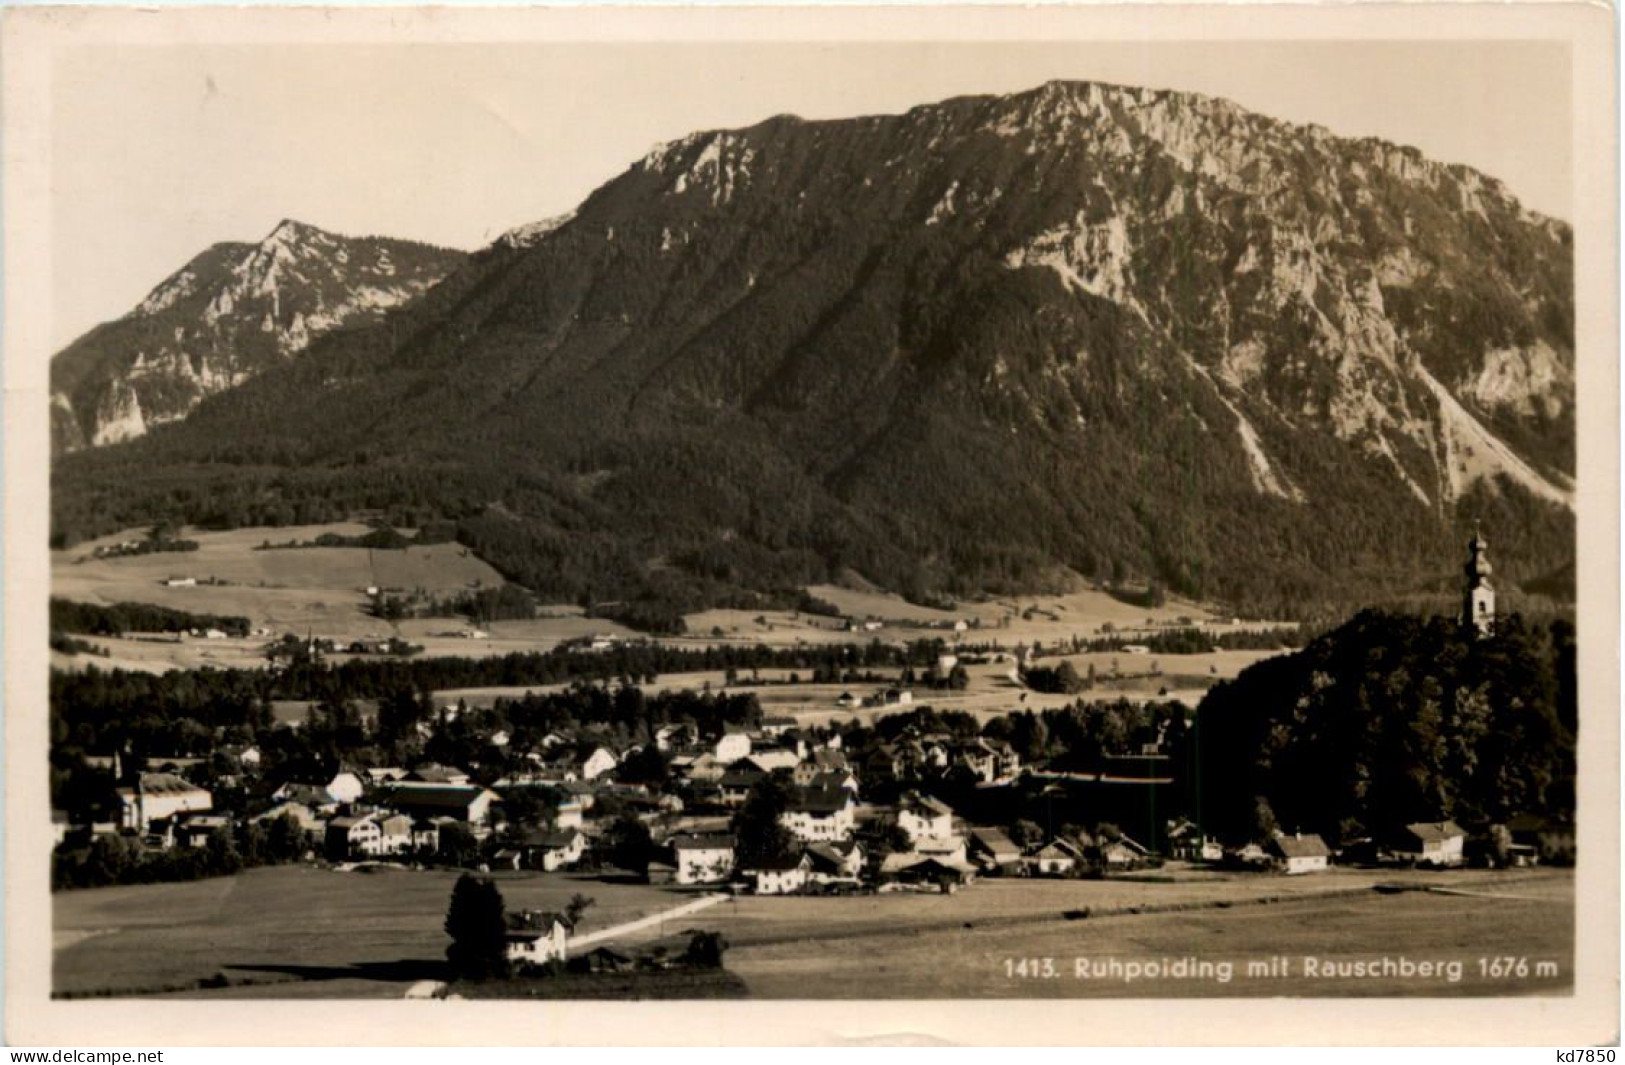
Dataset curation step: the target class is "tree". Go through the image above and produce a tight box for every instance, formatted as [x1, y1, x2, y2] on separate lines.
[1010, 819, 1045, 849]
[1250, 797, 1279, 844]
[683, 930, 728, 968]
[205, 826, 242, 876]
[1487, 823, 1513, 868]
[438, 821, 479, 867]
[732, 776, 795, 864]
[618, 745, 670, 787]
[865, 820, 912, 859]
[266, 811, 305, 862]
[565, 893, 596, 927]
[444, 874, 510, 980]
[606, 814, 655, 877]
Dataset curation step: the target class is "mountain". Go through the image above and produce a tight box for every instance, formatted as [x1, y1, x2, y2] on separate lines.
[51, 81, 1575, 621]
[50, 220, 466, 453]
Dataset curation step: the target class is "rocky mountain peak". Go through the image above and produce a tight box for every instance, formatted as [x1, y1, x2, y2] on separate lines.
[51, 221, 466, 454]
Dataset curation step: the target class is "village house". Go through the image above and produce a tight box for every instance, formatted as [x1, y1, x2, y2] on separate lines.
[579, 746, 620, 781]
[251, 800, 321, 836]
[1099, 833, 1151, 870]
[407, 763, 470, 786]
[1165, 818, 1223, 862]
[745, 852, 811, 895]
[792, 749, 852, 788]
[1268, 832, 1331, 875]
[896, 792, 954, 845]
[654, 723, 698, 752]
[1396, 821, 1466, 867]
[523, 828, 587, 872]
[797, 768, 859, 797]
[805, 841, 865, 886]
[376, 812, 414, 854]
[274, 767, 365, 806]
[835, 691, 859, 709]
[880, 852, 975, 891]
[554, 798, 586, 830]
[505, 912, 571, 967]
[1030, 836, 1086, 876]
[967, 826, 1023, 872]
[718, 768, 766, 808]
[742, 747, 799, 774]
[116, 772, 213, 833]
[780, 786, 856, 843]
[170, 812, 232, 849]
[680, 751, 727, 785]
[270, 782, 343, 814]
[671, 834, 736, 885]
[715, 726, 753, 765]
[325, 814, 384, 860]
[1227, 841, 1272, 868]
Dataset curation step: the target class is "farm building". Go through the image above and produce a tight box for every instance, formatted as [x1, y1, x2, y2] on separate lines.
[1030, 837, 1086, 876]
[1268, 833, 1331, 874]
[967, 827, 1023, 871]
[884, 855, 975, 892]
[805, 841, 865, 886]
[505, 916, 571, 966]
[1396, 821, 1467, 867]
[522, 828, 587, 872]
[745, 853, 811, 895]
[1099, 833, 1151, 869]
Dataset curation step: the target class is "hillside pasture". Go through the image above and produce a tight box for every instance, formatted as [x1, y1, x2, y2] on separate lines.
[52, 523, 508, 668]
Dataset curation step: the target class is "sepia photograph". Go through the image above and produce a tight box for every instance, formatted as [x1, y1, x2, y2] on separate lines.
[3, 2, 1617, 1047]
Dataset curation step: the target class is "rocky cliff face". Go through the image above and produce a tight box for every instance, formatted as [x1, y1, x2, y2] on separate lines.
[50, 221, 465, 453]
[53, 81, 1575, 613]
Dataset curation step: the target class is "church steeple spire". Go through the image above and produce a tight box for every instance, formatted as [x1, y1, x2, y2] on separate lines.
[1462, 524, 1495, 637]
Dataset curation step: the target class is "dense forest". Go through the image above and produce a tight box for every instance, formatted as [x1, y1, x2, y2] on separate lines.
[1192, 611, 1576, 845]
[50, 598, 251, 638]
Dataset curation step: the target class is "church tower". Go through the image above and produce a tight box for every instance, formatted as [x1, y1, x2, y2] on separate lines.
[1462, 528, 1495, 638]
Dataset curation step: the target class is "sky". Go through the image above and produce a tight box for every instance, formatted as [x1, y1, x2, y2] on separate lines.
[48, 38, 1571, 351]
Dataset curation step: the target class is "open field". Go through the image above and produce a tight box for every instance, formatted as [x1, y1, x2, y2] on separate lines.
[51, 523, 509, 671]
[54, 864, 1571, 999]
[665, 584, 1292, 653]
[708, 868, 1574, 998]
[429, 647, 1280, 721]
[53, 863, 690, 999]
[52, 525, 1296, 681]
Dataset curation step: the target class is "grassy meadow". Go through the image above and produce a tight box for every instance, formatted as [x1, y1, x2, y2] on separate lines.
[53, 863, 1572, 1000]
[53, 864, 690, 999]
